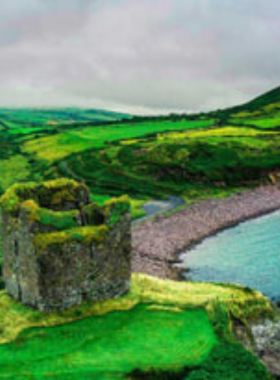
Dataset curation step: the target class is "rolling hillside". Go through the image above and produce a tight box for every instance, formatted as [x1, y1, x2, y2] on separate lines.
[0, 107, 131, 135]
[1, 86, 280, 291]
[233, 85, 280, 112]
[213, 85, 280, 129]
[0, 273, 274, 379]
[1, 86, 280, 202]
[0, 89, 280, 379]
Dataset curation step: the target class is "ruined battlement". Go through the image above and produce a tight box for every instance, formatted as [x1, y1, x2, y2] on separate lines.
[0, 179, 131, 311]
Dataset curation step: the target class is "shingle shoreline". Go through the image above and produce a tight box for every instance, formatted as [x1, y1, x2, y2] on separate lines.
[132, 185, 280, 280]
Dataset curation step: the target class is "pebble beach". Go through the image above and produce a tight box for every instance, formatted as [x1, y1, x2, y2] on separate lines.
[132, 185, 280, 280]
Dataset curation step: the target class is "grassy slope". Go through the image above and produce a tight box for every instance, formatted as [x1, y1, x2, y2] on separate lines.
[218, 86, 280, 129]
[19, 88, 280, 204]
[1, 88, 280, 378]
[234, 85, 280, 112]
[23, 119, 214, 161]
[0, 274, 275, 379]
[0, 307, 215, 378]
[1, 89, 280, 291]
[2, 88, 280, 203]
[0, 108, 130, 128]
[49, 124, 280, 202]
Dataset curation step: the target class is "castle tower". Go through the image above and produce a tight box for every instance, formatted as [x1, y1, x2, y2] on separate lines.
[0, 179, 131, 311]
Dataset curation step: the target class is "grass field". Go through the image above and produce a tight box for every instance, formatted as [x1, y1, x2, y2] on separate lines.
[1, 87, 280, 378]
[0, 108, 130, 128]
[1, 89, 280, 280]
[49, 124, 280, 201]
[0, 155, 31, 190]
[23, 119, 214, 161]
[0, 274, 275, 379]
[1, 88, 280, 203]
[0, 306, 216, 379]
[231, 115, 280, 129]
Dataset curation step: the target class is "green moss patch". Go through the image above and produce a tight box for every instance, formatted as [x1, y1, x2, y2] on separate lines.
[104, 195, 130, 228]
[21, 200, 79, 231]
[34, 225, 109, 253]
[0, 178, 87, 215]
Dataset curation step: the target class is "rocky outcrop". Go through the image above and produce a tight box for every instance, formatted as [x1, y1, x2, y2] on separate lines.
[233, 317, 280, 378]
[251, 320, 280, 378]
[0, 179, 131, 312]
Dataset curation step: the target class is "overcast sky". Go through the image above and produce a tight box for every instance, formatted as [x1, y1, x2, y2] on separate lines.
[0, 0, 279, 114]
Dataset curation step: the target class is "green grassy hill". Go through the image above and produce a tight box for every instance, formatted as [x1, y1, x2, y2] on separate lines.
[233, 85, 280, 113]
[0, 274, 275, 379]
[212, 86, 280, 129]
[0, 107, 131, 135]
[1, 88, 280, 378]
[1, 87, 280, 205]
[1, 86, 280, 275]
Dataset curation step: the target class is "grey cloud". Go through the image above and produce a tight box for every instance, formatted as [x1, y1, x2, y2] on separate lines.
[0, 0, 279, 113]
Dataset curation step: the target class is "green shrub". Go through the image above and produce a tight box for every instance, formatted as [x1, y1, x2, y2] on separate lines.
[186, 343, 271, 380]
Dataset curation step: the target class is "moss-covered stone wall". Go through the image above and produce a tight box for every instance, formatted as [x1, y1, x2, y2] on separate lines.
[0, 179, 131, 311]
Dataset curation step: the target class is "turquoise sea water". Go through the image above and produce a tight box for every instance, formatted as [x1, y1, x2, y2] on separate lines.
[181, 210, 280, 302]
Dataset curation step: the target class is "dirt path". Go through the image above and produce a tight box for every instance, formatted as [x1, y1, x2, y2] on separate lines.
[132, 185, 280, 280]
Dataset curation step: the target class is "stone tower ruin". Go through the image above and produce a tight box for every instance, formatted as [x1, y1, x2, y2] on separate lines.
[0, 179, 131, 311]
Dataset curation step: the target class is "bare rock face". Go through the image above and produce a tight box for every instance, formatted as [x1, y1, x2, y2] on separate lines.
[251, 320, 280, 378]
[234, 316, 280, 378]
[0, 179, 131, 311]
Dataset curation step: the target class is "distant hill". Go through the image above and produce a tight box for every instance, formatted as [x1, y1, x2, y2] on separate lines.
[203, 85, 280, 129]
[243, 85, 280, 111]
[0, 108, 131, 129]
[1, 83, 280, 202]
[120, 85, 280, 127]
[215, 85, 280, 118]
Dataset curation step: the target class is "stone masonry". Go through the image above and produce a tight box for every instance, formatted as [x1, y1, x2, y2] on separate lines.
[0, 179, 131, 311]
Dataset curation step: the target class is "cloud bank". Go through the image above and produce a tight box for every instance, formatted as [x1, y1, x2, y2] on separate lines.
[0, 0, 279, 114]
